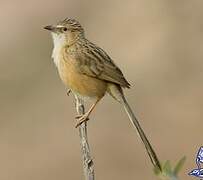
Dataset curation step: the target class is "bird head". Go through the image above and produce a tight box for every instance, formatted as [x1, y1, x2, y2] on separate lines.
[44, 18, 84, 35]
[44, 18, 85, 45]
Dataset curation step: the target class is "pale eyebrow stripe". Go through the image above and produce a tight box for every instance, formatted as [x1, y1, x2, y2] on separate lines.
[56, 25, 65, 28]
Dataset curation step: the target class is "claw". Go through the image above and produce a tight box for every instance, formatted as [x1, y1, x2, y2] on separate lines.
[75, 115, 82, 119]
[66, 89, 71, 96]
[75, 115, 90, 128]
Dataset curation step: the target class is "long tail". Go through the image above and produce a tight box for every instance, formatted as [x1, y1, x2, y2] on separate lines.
[121, 95, 161, 171]
[108, 84, 162, 171]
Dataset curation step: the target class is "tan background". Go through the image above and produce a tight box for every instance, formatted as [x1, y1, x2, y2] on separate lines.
[1, 0, 203, 179]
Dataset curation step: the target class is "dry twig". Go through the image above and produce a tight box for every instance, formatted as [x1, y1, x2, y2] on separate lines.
[75, 95, 95, 180]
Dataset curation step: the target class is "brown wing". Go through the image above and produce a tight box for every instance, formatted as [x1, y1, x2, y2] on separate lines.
[73, 40, 130, 88]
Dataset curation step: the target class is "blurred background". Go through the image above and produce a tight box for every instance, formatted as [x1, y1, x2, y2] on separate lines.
[0, 0, 203, 179]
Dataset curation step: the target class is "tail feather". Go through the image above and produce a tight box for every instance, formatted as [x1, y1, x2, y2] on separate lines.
[107, 83, 161, 171]
[121, 95, 161, 171]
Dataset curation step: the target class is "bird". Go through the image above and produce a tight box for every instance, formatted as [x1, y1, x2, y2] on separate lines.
[44, 18, 161, 171]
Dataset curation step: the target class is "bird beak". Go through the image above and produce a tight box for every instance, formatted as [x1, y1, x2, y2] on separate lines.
[44, 25, 65, 33]
[44, 25, 55, 31]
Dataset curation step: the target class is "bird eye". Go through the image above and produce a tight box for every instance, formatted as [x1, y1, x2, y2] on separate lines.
[63, 27, 68, 32]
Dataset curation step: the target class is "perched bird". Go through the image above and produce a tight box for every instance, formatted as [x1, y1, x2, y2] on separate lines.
[44, 18, 161, 170]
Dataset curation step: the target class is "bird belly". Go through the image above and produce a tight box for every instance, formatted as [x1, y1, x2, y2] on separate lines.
[58, 58, 107, 99]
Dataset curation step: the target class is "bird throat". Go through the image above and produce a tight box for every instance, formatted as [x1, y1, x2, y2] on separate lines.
[51, 32, 81, 67]
[51, 33, 66, 67]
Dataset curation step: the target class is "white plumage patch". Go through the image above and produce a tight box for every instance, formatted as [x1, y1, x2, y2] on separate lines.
[51, 32, 66, 67]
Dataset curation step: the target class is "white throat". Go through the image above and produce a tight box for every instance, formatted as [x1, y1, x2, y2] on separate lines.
[51, 33, 66, 67]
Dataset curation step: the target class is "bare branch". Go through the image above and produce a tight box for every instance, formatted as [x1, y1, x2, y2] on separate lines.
[75, 95, 95, 180]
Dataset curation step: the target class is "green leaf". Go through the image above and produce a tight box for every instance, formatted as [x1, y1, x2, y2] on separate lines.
[163, 160, 172, 175]
[173, 156, 186, 175]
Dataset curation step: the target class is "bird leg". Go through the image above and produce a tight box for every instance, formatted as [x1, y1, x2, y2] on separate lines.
[75, 99, 100, 128]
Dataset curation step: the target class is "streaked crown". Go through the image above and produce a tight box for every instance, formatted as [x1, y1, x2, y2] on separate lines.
[59, 18, 84, 34]
[44, 18, 84, 35]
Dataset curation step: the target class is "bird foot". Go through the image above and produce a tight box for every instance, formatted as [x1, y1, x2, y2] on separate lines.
[75, 114, 90, 128]
[66, 89, 71, 96]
